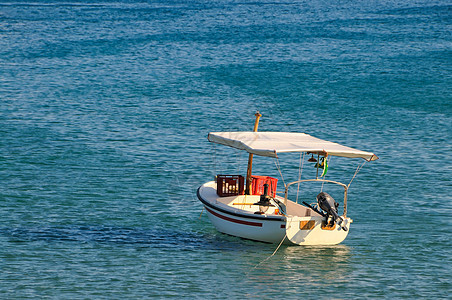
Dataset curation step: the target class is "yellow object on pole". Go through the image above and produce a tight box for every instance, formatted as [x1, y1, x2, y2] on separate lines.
[245, 112, 262, 195]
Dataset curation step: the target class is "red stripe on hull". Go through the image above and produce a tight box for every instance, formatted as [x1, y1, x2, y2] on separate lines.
[205, 206, 263, 227]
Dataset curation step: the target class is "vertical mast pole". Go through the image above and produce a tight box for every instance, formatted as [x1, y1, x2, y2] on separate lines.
[245, 112, 262, 195]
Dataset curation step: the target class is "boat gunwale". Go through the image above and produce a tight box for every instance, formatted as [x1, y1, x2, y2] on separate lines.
[197, 186, 285, 222]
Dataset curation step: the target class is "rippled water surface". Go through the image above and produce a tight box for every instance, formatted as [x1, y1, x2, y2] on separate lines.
[1, 0, 451, 298]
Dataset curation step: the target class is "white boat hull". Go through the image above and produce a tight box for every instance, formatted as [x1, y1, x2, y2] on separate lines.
[198, 181, 350, 246]
[203, 204, 287, 244]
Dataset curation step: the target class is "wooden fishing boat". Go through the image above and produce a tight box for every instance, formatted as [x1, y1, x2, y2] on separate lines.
[197, 113, 378, 245]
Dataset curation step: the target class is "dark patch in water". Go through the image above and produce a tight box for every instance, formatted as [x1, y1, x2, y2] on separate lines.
[0, 225, 248, 251]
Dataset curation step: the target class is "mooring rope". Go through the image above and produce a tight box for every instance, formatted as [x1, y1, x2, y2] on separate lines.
[274, 157, 286, 189]
[245, 232, 287, 277]
[348, 160, 367, 187]
[236, 150, 242, 174]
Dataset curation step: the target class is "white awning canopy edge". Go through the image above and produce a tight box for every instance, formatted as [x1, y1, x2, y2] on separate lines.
[207, 131, 378, 161]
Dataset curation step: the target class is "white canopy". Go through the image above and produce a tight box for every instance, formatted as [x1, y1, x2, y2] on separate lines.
[208, 132, 378, 161]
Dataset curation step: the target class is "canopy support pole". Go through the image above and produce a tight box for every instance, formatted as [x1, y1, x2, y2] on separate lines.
[296, 152, 304, 204]
[315, 154, 320, 179]
[245, 112, 262, 195]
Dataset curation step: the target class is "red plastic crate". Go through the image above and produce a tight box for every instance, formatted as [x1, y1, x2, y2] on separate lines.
[251, 175, 278, 197]
[216, 175, 244, 197]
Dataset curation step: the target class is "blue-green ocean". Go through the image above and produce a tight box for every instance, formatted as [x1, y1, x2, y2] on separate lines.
[1, 0, 451, 298]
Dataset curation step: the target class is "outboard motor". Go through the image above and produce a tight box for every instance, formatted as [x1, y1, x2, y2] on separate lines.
[316, 192, 347, 231]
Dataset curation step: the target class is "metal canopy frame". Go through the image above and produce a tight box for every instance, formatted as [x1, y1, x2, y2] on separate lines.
[283, 179, 349, 217]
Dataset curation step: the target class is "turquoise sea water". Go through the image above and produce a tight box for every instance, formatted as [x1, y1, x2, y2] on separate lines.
[1, 0, 451, 298]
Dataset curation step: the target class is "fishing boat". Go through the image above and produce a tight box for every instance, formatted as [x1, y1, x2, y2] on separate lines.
[197, 113, 378, 245]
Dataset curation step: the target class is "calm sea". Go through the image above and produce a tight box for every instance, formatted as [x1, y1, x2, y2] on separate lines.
[1, 0, 451, 298]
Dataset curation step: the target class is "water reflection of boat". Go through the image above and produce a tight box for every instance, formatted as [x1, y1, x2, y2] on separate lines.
[198, 113, 378, 245]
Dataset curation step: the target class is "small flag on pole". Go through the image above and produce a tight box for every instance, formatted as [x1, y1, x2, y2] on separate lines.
[321, 157, 328, 177]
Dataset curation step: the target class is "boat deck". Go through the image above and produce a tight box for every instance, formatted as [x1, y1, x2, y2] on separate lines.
[201, 181, 322, 218]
